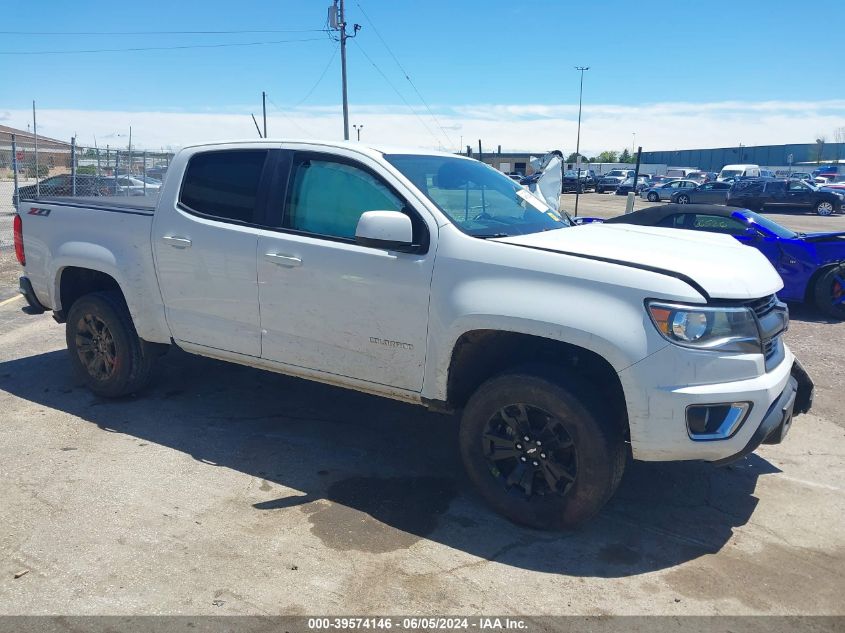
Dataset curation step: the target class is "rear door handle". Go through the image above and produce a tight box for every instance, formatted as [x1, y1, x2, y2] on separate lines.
[265, 253, 302, 268]
[162, 235, 192, 249]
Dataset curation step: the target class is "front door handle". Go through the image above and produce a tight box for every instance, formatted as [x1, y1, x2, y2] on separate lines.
[265, 253, 302, 268]
[162, 235, 192, 249]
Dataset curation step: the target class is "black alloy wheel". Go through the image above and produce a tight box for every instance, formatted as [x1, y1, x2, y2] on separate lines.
[482, 403, 578, 499]
[74, 313, 118, 381]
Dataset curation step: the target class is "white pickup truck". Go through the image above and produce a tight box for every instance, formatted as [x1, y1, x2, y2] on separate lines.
[13, 140, 813, 529]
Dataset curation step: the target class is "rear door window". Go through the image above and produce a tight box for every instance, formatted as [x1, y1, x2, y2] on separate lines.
[180, 150, 268, 223]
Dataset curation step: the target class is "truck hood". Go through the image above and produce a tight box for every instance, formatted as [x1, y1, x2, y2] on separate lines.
[495, 223, 783, 300]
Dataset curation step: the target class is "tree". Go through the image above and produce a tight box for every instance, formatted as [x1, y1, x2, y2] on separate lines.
[834, 127, 845, 161]
[619, 148, 631, 163]
[595, 150, 618, 163]
[815, 136, 826, 164]
[566, 152, 587, 163]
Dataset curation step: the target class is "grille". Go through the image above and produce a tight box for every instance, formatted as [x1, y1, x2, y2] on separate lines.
[763, 337, 778, 361]
[743, 295, 786, 370]
[745, 294, 778, 319]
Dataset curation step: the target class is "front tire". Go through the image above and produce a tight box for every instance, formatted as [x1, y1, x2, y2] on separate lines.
[596, 186, 604, 194]
[459, 368, 626, 529]
[677, 194, 690, 204]
[816, 200, 835, 216]
[66, 291, 157, 397]
[813, 264, 845, 319]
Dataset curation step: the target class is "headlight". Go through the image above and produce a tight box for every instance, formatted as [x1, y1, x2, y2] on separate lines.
[647, 301, 761, 353]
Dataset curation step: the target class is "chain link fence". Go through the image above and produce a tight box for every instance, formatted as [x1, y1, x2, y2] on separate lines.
[0, 130, 174, 259]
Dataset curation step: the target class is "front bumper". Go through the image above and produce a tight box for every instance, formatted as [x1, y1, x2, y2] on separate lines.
[713, 360, 813, 465]
[618, 343, 813, 462]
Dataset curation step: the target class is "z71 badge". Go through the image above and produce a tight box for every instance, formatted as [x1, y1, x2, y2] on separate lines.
[28, 207, 51, 216]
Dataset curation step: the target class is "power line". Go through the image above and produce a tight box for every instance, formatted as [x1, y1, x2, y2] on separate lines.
[351, 39, 442, 148]
[0, 37, 326, 55]
[265, 95, 317, 138]
[292, 43, 340, 108]
[354, 2, 454, 149]
[0, 29, 326, 35]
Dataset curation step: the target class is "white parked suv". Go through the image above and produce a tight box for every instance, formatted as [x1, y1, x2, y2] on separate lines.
[14, 140, 813, 529]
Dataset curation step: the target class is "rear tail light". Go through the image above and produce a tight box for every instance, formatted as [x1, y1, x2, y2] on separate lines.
[13, 213, 25, 265]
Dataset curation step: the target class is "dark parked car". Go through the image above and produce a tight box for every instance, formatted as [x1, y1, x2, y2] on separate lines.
[727, 178, 845, 216]
[669, 180, 732, 204]
[146, 166, 168, 181]
[602, 204, 845, 318]
[561, 169, 596, 192]
[595, 169, 635, 193]
[614, 175, 651, 195]
[14, 174, 118, 206]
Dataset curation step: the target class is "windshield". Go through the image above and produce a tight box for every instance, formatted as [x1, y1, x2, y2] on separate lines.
[606, 170, 628, 177]
[384, 154, 571, 237]
[741, 211, 797, 238]
[720, 169, 743, 178]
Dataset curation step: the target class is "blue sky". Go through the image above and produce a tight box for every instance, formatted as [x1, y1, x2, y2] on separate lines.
[2, 0, 843, 152]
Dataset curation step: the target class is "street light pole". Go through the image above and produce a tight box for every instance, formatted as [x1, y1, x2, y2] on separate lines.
[573, 66, 589, 217]
[353, 124, 363, 141]
[632, 132, 636, 157]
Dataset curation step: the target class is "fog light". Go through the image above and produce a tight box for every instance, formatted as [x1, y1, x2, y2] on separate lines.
[686, 402, 751, 440]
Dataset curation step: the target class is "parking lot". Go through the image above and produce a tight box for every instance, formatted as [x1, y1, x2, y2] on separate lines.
[0, 196, 843, 617]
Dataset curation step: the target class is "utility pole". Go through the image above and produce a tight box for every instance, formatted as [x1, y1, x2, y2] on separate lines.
[262, 91, 267, 138]
[573, 66, 589, 217]
[339, 0, 349, 140]
[353, 124, 363, 141]
[330, 0, 360, 140]
[33, 100, 39, 197]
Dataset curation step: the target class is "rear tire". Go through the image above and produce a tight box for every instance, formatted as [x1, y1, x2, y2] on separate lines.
[677, 194, 690, 204]
[66, 291, 158, 397]
[459, 368, 626, 530]
[596, 186, 604, 194]
[647, 192, 659, 202]
[813, 264, 845, 320]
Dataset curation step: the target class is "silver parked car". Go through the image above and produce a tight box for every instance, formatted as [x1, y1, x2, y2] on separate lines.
[640, 179, 699, 202]
[670, 181, 732, 204]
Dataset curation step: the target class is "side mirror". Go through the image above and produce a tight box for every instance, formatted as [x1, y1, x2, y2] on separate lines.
[355, 210, 414, 251]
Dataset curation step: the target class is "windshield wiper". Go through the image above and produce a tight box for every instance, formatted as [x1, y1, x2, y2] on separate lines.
[474, 232, 510, 239]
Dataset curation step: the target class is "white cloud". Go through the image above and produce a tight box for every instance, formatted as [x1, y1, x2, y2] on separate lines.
[4, 99, 844, 155]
